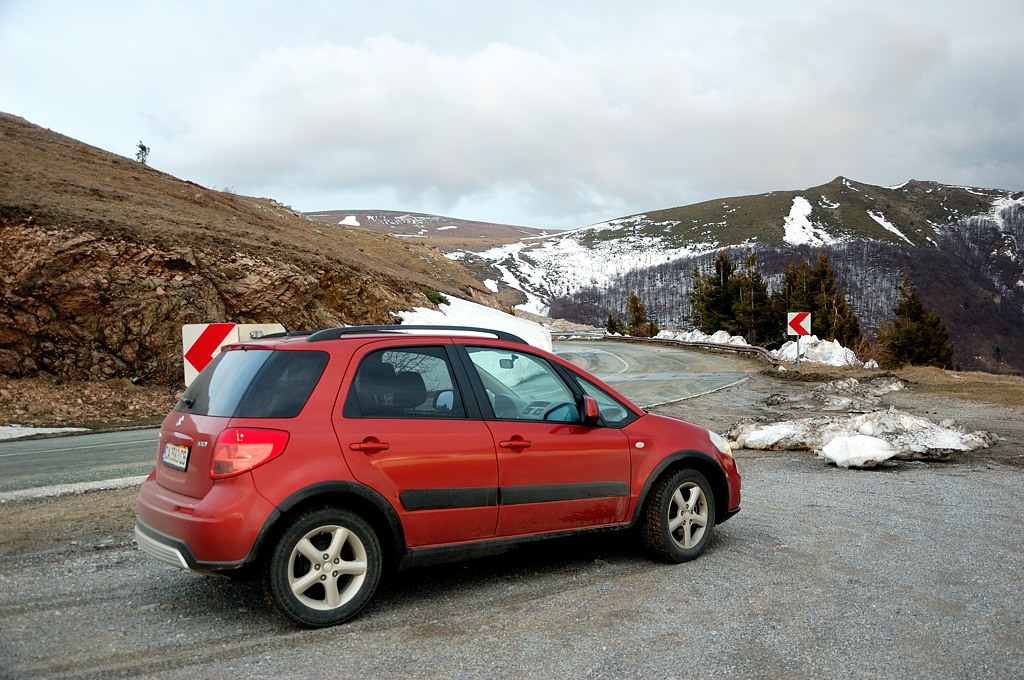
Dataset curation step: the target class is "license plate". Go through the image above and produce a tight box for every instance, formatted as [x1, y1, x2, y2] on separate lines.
[162, 442, 190, 471]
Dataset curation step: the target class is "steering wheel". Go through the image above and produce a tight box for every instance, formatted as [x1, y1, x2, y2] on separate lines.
[542, 401, 577, 421]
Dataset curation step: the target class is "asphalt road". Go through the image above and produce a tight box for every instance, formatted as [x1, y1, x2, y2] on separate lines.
[554, 340, 753, 407]
[0, 429, 159, 494]
[0, 342, 755, 495]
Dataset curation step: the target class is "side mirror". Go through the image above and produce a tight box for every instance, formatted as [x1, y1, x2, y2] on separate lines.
[581, 395, 601, 426]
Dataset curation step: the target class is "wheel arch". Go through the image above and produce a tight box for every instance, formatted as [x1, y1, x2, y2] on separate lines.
[632, 451, 731, 525]
[254, 481, 406, 571]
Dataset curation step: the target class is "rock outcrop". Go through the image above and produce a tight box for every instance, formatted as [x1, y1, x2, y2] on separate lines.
[0, 112, 494, 384]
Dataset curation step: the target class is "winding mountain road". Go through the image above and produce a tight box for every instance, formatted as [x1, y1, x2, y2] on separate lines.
[554, 340, 754, 407]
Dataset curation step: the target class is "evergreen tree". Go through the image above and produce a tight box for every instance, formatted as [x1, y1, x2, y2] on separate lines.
[625, 291, 659, 337]
[731, 251, 779, 346]
[877, 275, 955, 368]
[606, 313, 626, 335]
[690, 251, 779, 346]
[809, 252, 861, 345]
[690, 252, 737, 335]
[773, 258, 815, 318]
[772, 252, 861, 346]
[135, 141, 151, 164]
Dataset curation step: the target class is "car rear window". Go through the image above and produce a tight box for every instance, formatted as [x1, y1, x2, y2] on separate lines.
[177, 348, 329, 418]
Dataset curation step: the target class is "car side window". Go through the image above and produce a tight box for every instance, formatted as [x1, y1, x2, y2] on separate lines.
[465, 347, 580, 423]
[344, 346, 465, 418]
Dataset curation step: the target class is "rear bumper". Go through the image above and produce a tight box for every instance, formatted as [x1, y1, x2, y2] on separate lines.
[134, 521, 199, 572]
[135, 473, 277, 572]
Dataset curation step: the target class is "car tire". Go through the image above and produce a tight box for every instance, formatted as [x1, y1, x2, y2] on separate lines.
[641, 468, 716, 563]
[264, 508, 382, 627]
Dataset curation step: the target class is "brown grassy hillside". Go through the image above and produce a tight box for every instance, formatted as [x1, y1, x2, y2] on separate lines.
[0, 112, 494, 384]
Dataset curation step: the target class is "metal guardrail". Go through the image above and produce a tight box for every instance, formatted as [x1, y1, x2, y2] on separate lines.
[550, 331, 605, 340]
[551, 332, 779, 365]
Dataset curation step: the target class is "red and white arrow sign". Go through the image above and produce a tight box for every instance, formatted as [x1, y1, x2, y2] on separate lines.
[181, 323, 287, 386]
[787, 311, 811, 336]
[183, 323, 237, 375]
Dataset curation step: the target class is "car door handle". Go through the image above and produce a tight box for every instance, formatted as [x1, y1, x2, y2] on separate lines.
[498, 436, 532, 452]
[350, 437, 390, 455]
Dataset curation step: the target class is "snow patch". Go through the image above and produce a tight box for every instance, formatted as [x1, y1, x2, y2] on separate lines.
[337, 215, 360, 227]
[989, 195, 1024, 230]
[398, 297, 552, 351]
[728, 406, 996, 469]
[821, 435, 896, 468]
[1, 425, 88, 441]
[772, 335, 865, 367]
[867, 210, 914, 245]
[0, 475, 146, 502]
[657, 328, 748, 346]
[658, 328, 873, 369]
[767, 376, 905, 412]
[783, 197, 834, 246]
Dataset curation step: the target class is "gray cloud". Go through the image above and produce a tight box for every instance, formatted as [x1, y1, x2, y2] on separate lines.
[2, 0, 1022, 228]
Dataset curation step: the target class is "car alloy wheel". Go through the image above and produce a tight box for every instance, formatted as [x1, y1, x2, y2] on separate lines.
[641, 468, 716, 563]
[265, 508, 382, 627]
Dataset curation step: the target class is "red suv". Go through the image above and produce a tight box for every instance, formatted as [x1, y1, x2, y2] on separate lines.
[136, 325, 741, 627]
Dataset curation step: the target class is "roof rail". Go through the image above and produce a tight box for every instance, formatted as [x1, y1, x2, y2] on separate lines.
[305, 324, 529, 345]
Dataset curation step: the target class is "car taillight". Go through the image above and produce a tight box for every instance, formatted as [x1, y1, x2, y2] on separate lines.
[210, 428, 289, 478]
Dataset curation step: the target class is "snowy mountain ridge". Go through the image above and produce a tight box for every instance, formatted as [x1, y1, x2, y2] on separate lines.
[449, 177, 1023, 318]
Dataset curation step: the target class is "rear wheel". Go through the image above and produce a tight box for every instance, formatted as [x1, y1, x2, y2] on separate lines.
[264, 508, 381, 627]
[641, 469, 716, 563]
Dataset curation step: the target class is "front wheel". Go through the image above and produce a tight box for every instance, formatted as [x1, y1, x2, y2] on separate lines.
[264, 508, 382, 627]
[641, 469, 716, 563]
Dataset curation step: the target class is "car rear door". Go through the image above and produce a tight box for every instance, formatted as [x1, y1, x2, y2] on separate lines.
[334, 342, 498, 547]
[461, 346, 631, 537]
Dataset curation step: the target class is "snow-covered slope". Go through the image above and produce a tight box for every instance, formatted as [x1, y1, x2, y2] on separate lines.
[449, 220, 721, 315]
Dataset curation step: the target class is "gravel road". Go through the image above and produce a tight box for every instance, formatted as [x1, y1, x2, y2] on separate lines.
[2, 370, 1022, 679]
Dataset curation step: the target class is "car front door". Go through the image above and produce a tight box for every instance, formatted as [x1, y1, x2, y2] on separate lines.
[462, 346, 631, 537]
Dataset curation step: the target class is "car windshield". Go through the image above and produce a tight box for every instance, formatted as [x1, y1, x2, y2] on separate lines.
[177, 348, 329, 418]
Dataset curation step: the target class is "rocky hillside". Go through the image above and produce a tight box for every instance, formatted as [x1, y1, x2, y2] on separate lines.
[0, 113, 493, 385]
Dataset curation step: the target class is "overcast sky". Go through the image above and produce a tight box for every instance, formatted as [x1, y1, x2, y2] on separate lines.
[2, 1, 1022, 229]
